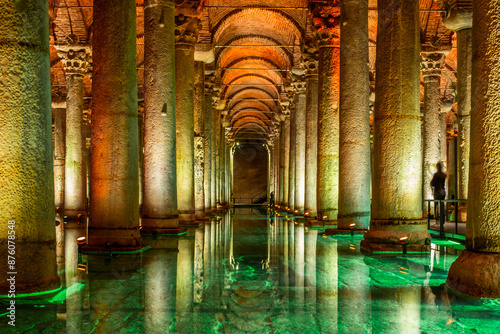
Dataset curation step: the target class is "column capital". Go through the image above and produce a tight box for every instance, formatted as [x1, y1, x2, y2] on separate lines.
[174, 15, 198, 46]
[55, 45, 91, 77]
[440, 0, 472, 31]
[291, 76, 306, 95]
[301, 51, 319, 76]
[310, 1, 341, 48]
[421, 52, 446, 79]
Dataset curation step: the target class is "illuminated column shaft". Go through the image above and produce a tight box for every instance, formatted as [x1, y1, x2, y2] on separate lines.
[142, 0, 178, 228]
[362, 0, 428, 252]
[442, 8, 472, 221]
[194, 61, 205, 218]
[0, 0, 58, 295]
[90, 0, 140, 247]
[211, 102, 218, 208]
[215, 111, 221, 205]
[338, 0, 371, 229]
[317, 41, 340, 220]
[304, 58, 319, 217]
[175, 31, 196, 222]
[53, 107, 66, 271]
[282, 115, 291, 207]
[293, 82, 307, 215]
[279, 122, 285, 204]
[57, 48, 89, 218]
[288, 103, 296, 212]
[447, 0, 500, 298]
[53, 108, 66, 211]
[456, 29, 471, 204]
[226, 144, 231, 204]
[204, 85, 213, 214]
[421, 53, 446, 211]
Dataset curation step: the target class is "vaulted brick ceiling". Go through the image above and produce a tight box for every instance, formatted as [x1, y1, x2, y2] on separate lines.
[49, 0, 459, 142]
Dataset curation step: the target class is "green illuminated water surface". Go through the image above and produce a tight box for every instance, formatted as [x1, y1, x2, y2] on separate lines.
[2, 208, 500, 333]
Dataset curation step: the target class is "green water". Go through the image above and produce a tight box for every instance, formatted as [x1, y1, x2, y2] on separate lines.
[2, 208, 499, 333]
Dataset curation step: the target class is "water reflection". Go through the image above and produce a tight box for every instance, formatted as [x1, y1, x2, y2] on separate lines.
[12, 208, 500, 334]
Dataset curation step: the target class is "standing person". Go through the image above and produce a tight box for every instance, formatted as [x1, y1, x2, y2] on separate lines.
[431, 162, 447, 221]
[270, 191, 275, 207]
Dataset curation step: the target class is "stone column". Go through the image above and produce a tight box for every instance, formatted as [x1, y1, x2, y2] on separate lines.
[447, 0, 500, 298]
[204, 78, 214, 214]
[361, 0, 429, 252]
[0, 0, 58, 295]
[89, 0, 140, 247]
[282, 113, 291, 207]
[176, 234, 194, 331]
[211, 98, 219, 208]
[421, 52, 447, 214]
[303, 55, 319, 218]
[53, 107, 66, 212]
[293, 79, 307, 215]
[53, 107, 66, 271]
[442, 3, 472, 221]
[175, 21, 197, 222]
[288, 101, 296, 212]
[194, 61, 205, 219]
[142, 0, 178, 230]
[57, 47, 89, 219]
[338, 0, 371, 229]
[317, 33, 340, 221]
[294, 222, 305, 307]
[278, 122, 285, 205]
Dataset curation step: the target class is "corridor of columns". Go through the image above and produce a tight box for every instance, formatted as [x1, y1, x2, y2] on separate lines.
[1, 0, 500, 332]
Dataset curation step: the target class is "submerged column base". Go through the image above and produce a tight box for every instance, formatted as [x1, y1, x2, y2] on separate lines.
[361, 219, 430, 253]
[446, 250, 500, 298]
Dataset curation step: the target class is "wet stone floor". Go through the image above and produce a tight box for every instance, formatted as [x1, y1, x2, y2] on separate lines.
[2, 207, 500, 333]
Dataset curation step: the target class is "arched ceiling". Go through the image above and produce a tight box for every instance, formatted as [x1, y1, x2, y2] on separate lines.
[48, 0, 460, 142]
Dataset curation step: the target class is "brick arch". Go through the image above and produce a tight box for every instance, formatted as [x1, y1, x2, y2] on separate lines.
[212, 8, 302, 47]
[216, 35, 294, 67]
[220, 56, 286, 76]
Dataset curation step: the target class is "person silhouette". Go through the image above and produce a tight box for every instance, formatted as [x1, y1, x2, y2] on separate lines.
[430, 162, 447, 221]
[269, 191, 275, 207]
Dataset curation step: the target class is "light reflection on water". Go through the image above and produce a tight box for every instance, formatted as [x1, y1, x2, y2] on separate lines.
[5, 208, 500, 333]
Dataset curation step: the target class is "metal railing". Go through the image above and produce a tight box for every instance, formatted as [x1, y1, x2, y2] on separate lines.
[424, 199, 467, 238]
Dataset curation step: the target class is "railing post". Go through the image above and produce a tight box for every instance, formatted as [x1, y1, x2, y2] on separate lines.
[440, 200, 445, 238]
[427, 200, 431, 229]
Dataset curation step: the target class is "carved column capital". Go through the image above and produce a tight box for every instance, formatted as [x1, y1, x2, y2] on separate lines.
[421, 52, 447, 79]
[291, 76, 307, 95]
[310, 1, 341, 48]
[440, 0, 473, 31]
[56, 46, 90, 77]
[301, 52, 319, 76]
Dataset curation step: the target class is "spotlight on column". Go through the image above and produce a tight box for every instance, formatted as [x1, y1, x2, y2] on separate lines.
[322, 215, 328, 221]
[350, 223, 356, 237]
[305, 227, 309, 232]
[77, 236, 86, 261]
[400, 236, 409, 255]
[77, 261, 87, 272]
[294, 210, 298, 214]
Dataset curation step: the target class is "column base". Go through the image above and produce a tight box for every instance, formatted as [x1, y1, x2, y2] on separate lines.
[87, 227, 141, 248]
[446, 249, 500, 298]
[337, 212, 370, 230]
[141, 217, 179, 230]
[178, 212, 196, 223]
[361, 219, 430, 253]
